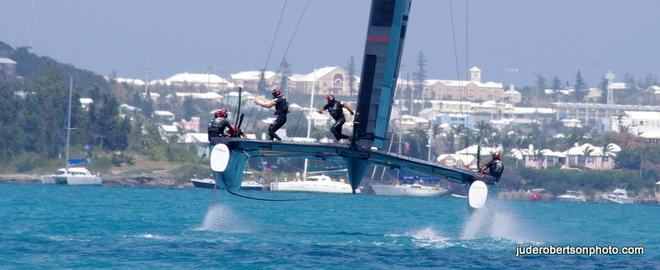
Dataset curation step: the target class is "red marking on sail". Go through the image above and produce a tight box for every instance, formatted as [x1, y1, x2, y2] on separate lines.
[367, 36, 389, 42]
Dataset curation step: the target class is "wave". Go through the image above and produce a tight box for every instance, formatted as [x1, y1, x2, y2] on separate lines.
[385, 227, 455, 249]
[461, 201, 542, 244]
[194, 204, 254, 233]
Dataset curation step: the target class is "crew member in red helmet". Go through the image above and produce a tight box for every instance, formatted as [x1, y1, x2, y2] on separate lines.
[479, 152, 504, 183]
[207, 108, 231, 145]
[318, 94, 354, 142]
[255, 88, 289, 141]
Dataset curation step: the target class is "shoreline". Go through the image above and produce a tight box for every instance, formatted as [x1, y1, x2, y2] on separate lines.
[2, 174, 657, 204]
[0, 173, 193, 189]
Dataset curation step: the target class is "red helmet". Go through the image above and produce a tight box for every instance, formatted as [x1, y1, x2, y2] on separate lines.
[271, 88, 283, 98]
[492, 152, 501, 160]
[214, 108, 228, 118]
[325, 94, 335, 103]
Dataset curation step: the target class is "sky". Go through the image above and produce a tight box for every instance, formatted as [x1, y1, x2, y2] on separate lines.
[1, 0, 659, 86]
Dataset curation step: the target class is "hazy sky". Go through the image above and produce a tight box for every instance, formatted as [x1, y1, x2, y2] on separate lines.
[1, 0, 659, 86]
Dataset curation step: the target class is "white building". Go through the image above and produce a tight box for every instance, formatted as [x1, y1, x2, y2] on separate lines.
[502, 84, 522, 104]
[289, 66, 354, 96]
[230, 70, 277, 91]
[437, 154, 478, 170]
[165, 72, 230, 91]
[420, 67, 504, 101]
[611, 111, 660, 142]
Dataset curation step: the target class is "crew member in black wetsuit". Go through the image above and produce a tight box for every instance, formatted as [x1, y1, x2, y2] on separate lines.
[207, 108, 231, 145]
[255, 88, 288, 141]
[479, 152, 504, 183]
[318, 95, 354, 142]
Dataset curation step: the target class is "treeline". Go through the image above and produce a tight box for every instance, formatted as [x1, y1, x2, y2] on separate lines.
[521, 71, 659, 106]
[0, 43, 129, 170]
[0, 41, 110, 91]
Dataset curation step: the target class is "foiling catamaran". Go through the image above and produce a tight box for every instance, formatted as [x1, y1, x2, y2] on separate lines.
[209, 0, 496, 209]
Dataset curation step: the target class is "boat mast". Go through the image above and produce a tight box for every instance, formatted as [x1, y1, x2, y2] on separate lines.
[65, 77, 73, 169]
[302, 68, 317, 181]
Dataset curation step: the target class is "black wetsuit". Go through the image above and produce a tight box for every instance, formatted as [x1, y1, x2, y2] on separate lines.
[207, 117, 230, 145]
[324, 100, 350, 141]
[269, 97, 288, 141]
[485, 159, 504, 182]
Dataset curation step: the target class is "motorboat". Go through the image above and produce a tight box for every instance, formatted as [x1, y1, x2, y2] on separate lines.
[601, 188, 634, 204]
[241, 180, 265, 190]
[371, 182, 448, 197]
[270, 175, 355, 194]
[191, 178, 217, 189]
[557, 190, 587, 202]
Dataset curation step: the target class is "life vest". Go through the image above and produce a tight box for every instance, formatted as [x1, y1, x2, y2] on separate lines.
[274, 97, 289, 116]
[208, 117, 230, 140]
[325, 101, 345, 121]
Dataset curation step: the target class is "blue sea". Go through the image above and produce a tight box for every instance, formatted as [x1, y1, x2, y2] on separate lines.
[1, 183, 658, 269]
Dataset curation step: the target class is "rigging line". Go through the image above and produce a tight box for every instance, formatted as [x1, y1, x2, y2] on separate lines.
[464, 0, 470, 148]
[448, 0, 462, 83]
[263, 0, 289, 71]
[226, 188, 308, 201]
[243, 0, 287, 130]
[281, 0, 311, 60]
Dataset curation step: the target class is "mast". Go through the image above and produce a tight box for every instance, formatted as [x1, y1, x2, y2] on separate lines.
[302, 68, 317, 181]
[65, 77, 73, 169]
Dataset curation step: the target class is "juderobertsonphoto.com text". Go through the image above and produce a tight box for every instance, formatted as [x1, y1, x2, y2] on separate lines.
[515, 245, 645, 256]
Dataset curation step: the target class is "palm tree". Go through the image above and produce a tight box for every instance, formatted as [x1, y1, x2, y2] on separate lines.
[581, 145, 594, 168]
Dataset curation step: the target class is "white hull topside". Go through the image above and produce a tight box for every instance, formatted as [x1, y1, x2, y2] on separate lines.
[270, 181, 355, 194]
[602, 197, 634, 204]
[557, 195, 587, 202]
[62, 175, 102, 185]
[371, 184, 448, 197]
[41, 168, 102, 185]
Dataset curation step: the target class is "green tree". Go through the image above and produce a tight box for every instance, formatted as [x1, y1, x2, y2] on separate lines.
[257, 69, 267, 92]
[598, 76, 609, 104]
[182, 96, 195, 120]
[574, 70, 587, 102]
[552, 75, 561, 90]
[413, 51, 426, 100]
[347, 56, 356, 97]
[277, 58, 291, 91]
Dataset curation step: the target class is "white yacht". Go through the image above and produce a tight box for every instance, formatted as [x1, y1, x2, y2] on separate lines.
[601, 188, 634, 204]
[557, 190, 587, 202]
[41, 78, 102, 186]
[371, 182, 448, 197]
[270, 175, 356, 194]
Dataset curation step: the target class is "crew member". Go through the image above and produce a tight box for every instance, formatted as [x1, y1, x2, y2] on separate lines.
[318, 95, 354, 142]
[207, 108, 231, 145]
[255, 88, 288, 141]
[479, 152, 504, 183]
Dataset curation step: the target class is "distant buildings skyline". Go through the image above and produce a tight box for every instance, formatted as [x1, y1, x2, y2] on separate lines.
[2, 1, 660, 87]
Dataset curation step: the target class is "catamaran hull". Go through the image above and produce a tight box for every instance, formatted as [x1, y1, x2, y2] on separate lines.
[59, 176, 102, 185]
[371, 184, 448, 197]
[40, 175, 56, 184]
[270, 182, 355, 194]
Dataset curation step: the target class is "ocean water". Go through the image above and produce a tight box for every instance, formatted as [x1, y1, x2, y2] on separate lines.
[1, 183, 658, 269]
